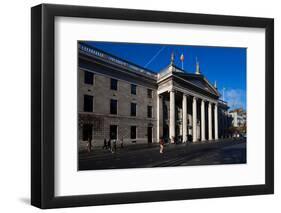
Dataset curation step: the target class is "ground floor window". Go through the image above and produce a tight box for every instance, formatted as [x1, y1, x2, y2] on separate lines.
[110, 125, 117, 140]
[131, 126, 137, 142]
[82, 124, 93, 141]
[147, 127, 152, 143]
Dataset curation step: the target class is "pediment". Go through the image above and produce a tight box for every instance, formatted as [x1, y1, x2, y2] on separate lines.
[173, 72, 220, 97]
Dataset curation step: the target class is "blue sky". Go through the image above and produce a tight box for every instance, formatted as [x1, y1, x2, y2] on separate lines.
[85, 41, 246, 110]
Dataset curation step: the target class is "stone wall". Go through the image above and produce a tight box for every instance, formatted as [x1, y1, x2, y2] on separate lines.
[78, 68, 157, 149]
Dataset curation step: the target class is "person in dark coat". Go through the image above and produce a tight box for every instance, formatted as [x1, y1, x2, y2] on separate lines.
[87, 135, 92, 152]
[108, 138, 111, 152]
[102, 138, 107, 149]
[113, 139, 117, 153]
[159, 137, 164, 154]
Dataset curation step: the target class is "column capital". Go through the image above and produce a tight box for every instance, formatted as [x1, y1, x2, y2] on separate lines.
[193, 96, 198, 101]
[201, 100, 206, 107]
[207, 100, 218, 105]
[182, 93, 189, 97]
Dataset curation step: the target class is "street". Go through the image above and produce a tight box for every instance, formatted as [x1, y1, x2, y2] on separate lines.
[78, 138, 246, 170]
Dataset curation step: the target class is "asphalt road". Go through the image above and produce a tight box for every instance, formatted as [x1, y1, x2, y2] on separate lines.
[78, 138, 246, 171]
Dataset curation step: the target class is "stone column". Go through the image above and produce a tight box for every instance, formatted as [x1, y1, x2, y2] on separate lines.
[192, 97, 197, 142]
[201, 100, 206, 141]
[214, 103, 219, 140]
[169, 90, 175, 143]
[157, 94, 163, 142]
[208, 102, 213, 140]
[182, 94, 188, 143]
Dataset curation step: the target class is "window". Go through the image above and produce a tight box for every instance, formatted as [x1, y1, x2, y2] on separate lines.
[147, 89, 153, 98]
[131, 126, 137, 140]
[111, 78, 118, 90]
[131, 103, 137, 116]
[84, 95, 93, 112]
[110, 125, 117, 140]
[110, 99, 117, 115]
[147, 105, 152, 118]
[82, 124, 93, 141]
[131, 84, 137, 95]
[84, 71, 93, 85]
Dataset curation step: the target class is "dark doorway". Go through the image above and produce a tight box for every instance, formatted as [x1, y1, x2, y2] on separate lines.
[175, 125, 180, 142]
[83, 124, 93, 141]
[147, 127, 152, 143]
[110, 125, 117, 139]
[130, 126, 137, 143]
[163, 124, 169, 143]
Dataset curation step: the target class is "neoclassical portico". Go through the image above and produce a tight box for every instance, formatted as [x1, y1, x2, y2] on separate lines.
[156, 61, 220, 143]
[157, 88, 219, 143]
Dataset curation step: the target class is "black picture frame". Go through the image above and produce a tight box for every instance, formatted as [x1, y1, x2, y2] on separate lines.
[31, 3, 274, 209]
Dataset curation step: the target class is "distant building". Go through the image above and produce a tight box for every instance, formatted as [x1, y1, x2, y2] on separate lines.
[229, 108, 247, 128]
[218, 100, 232, 138]
[78, 42, 231, 149]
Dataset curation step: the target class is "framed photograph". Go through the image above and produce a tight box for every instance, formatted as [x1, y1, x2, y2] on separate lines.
[31, 4, 274, 209]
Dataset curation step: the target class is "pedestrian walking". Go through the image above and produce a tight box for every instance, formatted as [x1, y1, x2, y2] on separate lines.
[108, 139, 111, 152]
[159, 137, 164, 154]
[87, 135, 92, 153]
[113, 139, 117, 153]
[102, 138, 107, 149]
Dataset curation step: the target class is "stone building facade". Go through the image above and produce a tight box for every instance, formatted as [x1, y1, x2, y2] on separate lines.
[218, 100, 231, 138]
[78, 42, 231, 149]
[229, 108, 247, 128]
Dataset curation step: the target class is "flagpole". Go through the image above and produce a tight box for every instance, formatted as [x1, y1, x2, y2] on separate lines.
[180, 53, 184, 70]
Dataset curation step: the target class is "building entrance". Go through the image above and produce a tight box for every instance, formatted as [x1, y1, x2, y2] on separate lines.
[147, 127, 152, 143]
[110, 125, 117, 140]
[83, 124, 93, 141]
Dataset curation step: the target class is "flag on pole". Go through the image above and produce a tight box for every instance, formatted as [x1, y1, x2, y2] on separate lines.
[180, 53, 184, 70]
[180, 53, 184, 61]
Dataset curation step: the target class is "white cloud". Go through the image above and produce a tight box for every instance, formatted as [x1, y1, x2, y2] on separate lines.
[223, 89, 246, 110]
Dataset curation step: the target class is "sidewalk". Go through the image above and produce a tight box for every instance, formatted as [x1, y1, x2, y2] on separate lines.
[79, 138, 245, 159]
[79, 138, 246, 170]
